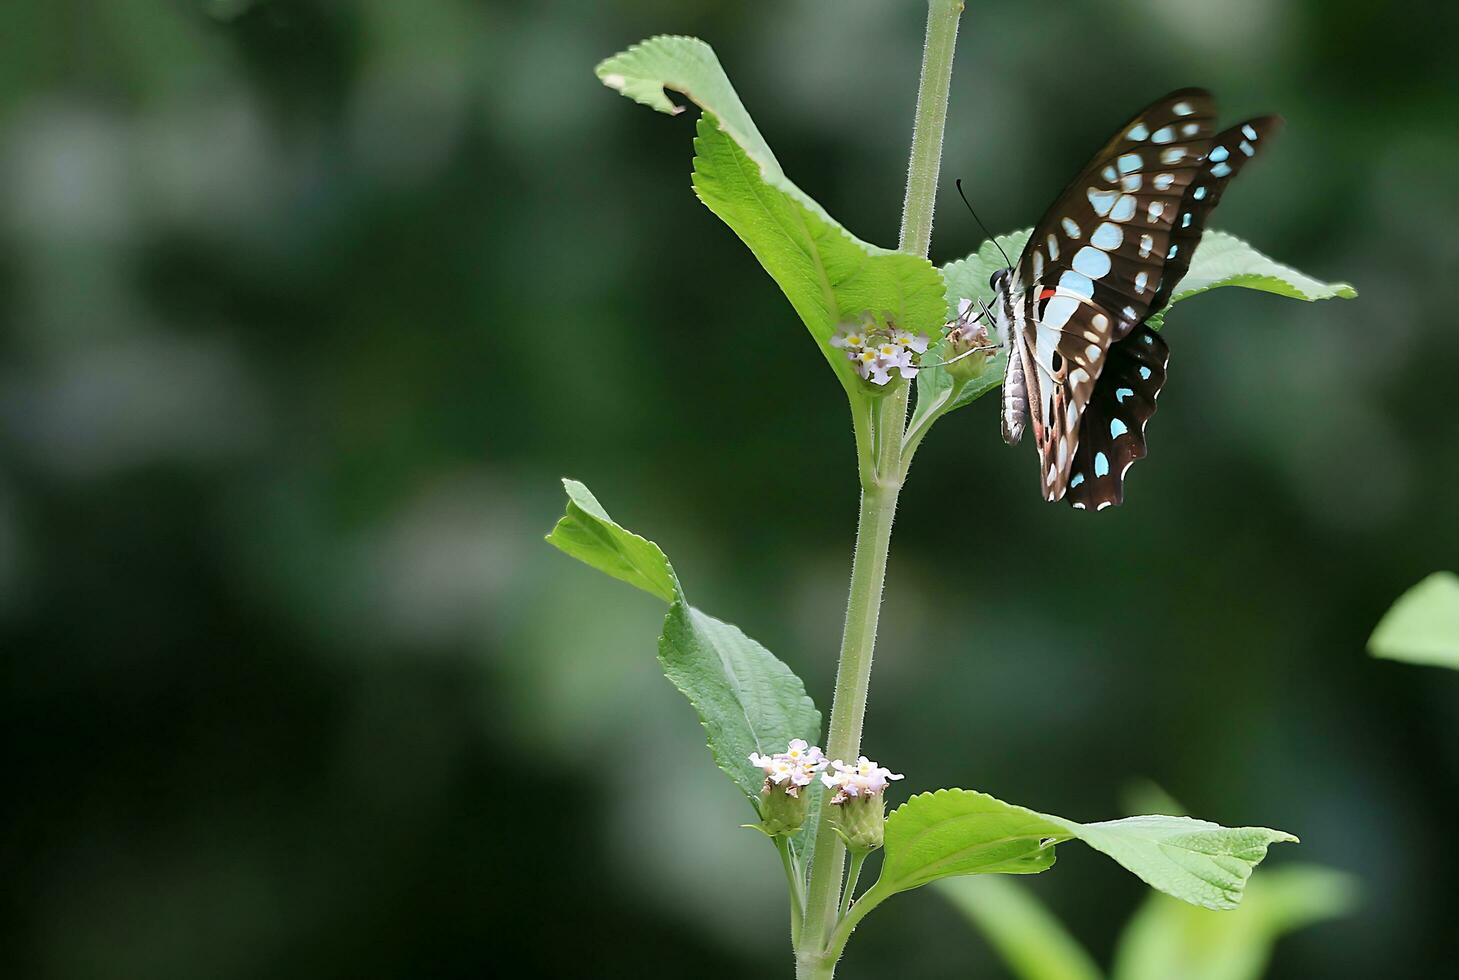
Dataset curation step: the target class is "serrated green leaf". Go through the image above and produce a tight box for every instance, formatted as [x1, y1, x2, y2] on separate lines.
[1368, 571, 1459, 669]
[921, 228, 1355, 418]
[1111, 865, 1357, 980]
[865, 788, 1295, 913]
[598, 36, 947, 392]
[545, 480, 821, 829]
[1063, 816, 1298, 912]
[659, 604, 821, 802]
[938, 876, 1104, 980]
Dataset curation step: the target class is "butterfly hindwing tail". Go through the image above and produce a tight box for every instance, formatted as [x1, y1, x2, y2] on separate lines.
[1065, 325, 1169, 511]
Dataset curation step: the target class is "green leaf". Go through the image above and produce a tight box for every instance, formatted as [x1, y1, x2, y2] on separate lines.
[938, 876, 1104, 980]
[659, 603, 821, 802]
[598, 36, 947, 392]
[1111, 865, 1357, 980]
[1151, 231, 1358, 309]
[1368, 571, 1459, 669]
[545, 479, 679, 604]
[545, 479, 821, 816]
[1062, 816, 1299, 912]
[864, 788, 1296, 912]
[919, 228, 1356, 419]
[597, 35, 784, 189]
[874, 790, 1063, 897]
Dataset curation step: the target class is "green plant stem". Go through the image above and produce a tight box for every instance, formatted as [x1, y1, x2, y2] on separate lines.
[839, 851, 869, 921]
[898, 0, 964, 257]
[796, 4, 963, 977]
[824, 883, 892, 965]
[797, 453, 900, 966]
[776, 836, 806, 947]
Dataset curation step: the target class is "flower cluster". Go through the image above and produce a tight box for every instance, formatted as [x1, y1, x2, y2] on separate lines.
[749, 739, 828, 797]
[822, 755, 904, 804]
[831, 320, 929, 385]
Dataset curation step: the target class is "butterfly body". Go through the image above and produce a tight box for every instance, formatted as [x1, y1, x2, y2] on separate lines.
[987, 89, 1281, 510]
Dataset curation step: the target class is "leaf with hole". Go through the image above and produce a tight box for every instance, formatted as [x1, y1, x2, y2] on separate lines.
[598, 35, 947, 396]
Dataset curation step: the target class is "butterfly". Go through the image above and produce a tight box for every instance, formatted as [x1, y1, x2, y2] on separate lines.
[981, 89, 1281, 510]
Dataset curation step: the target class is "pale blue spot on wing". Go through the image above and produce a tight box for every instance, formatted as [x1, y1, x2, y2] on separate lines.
[1118, 153, 1142, 174]
[1127, 123, 1150, 141]
[1167, 243, 1179, 258]
[1072, 245, 1111, 279]
[1139, 365, 1153, 379]
[1242, 123, 1259, 140]
[1211, 161, 1232, 178]
[1059, 269, 1094, 299]
[1115, 387, 1134, 403]
[1111, 194, 1137, 221]
[1094, 452, 1110, 477]
[1070, 472, 1085, 488]
[1090, 221, 1123, 250]
[1208, 145, 1230, 162]
[1192, 186, 1208, 200]
[1110, 418, 1128, 438]
[1088, 189, 1118, 216]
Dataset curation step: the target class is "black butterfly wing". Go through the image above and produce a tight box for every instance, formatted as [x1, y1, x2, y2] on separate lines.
[1004, 90, 1223, 501]
[1065, 325, 1169, 511]
[1063, 114, 1284, 510]
[1148, 115, 1284, 311]
[1016, 88, 1219, 336]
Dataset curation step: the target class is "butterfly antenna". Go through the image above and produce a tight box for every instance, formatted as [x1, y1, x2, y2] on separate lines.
[955, 178, 1013, 269]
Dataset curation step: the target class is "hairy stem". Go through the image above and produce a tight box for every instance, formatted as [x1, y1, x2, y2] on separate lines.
[898, 0, 964, 258]
[777, 836, 806, 948]
[796, 2, 963, 976]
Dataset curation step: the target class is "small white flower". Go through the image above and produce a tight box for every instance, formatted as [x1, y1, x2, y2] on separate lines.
[834, 318, 930, 384]
[751, 739, 828, 790]
[892, 330, 929, 354]
[822, 755, 904, 802]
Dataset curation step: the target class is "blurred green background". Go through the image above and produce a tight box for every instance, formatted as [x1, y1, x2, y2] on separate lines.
[3, 1, 1457, 977]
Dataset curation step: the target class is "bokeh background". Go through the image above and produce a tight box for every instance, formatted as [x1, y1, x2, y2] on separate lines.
[4, 1, 1458, 977]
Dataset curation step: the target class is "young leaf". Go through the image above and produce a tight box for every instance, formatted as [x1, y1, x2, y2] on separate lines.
[938, 876, 1104, 980]
[922, 228, 1356, 417]
[873, 790, 1063, 898]
[1368, 571, 1459, 669]
[598, 36, 947, 393]
[545, 479, 679, 604]
[545, 479, 821, 810]
[863, 788, 1295, 913]
[1110, 865, 1357, 980]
